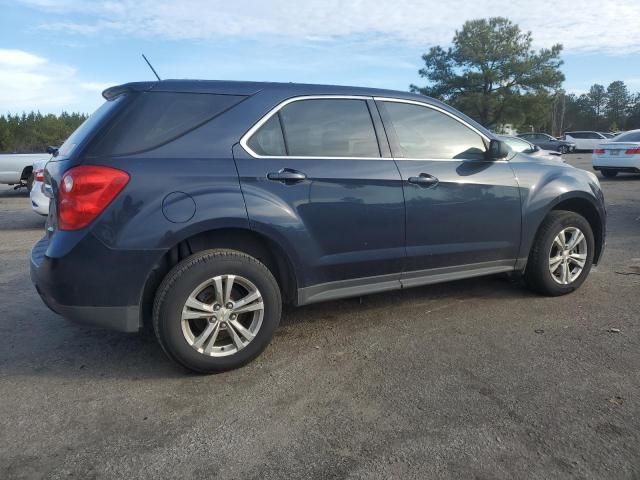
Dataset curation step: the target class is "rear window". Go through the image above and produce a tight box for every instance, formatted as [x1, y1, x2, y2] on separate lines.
[89, 92, 246, 156]
[56, 96, 125, 159]
[614, 131, 640, 142]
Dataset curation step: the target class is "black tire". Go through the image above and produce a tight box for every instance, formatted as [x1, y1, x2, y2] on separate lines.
[524, 210, 594, 296]
[153, 249, 282, 373]
[601, 169, 618, 178]
[559, 145, 568, 154]
[26, 173, 34, 191]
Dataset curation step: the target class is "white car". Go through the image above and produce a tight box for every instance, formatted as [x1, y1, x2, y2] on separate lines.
[563, 131, 609, 151]
[0, 153, 50, 189]
[30, 158, 50, 215]
[592, 129, 640, 178]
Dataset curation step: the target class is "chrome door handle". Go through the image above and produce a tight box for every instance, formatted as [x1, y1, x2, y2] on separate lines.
[267, 168, 307, 183]
[407, 173, 439, 187]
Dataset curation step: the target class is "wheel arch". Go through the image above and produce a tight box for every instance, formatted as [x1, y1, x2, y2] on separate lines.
[552, 197, 604, 264]
[139, 227, 299, 329]
[20, 165, 33, 181]
[536, 194, 605, 265]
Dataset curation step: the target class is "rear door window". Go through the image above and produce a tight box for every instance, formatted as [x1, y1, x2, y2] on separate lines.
[89, 92, 246, 156]
[278, 99, 380, 157]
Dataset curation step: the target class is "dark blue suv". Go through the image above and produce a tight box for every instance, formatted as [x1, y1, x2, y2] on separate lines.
[31, 80, 606, 372]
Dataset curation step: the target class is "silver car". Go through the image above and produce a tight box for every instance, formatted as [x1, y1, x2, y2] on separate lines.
[30, 158, 50, 215]
[498, 135, 565, 163]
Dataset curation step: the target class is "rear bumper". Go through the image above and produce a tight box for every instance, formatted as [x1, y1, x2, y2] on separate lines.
[32, 280, 141, 332]
[30, 234, 160, 333]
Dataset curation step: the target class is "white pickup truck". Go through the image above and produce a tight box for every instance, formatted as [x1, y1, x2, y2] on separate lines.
[0, 153, 51, 189]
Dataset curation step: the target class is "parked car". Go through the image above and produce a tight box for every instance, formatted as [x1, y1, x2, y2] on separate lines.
[517, 133, 575, 154]
[30, 158, 50, 215]
[562, 131, 609, 151]
[0, 153, 50, 189]
[592, 129, 640, 177]
[31, 80, 606, 373]
[498, 135, 564, 163]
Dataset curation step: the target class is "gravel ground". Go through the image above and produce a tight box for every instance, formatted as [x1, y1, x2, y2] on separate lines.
[1, 153, 639, 479]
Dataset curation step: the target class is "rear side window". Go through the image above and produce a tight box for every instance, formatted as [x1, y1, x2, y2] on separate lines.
[89, 92, 246, 156]
[247, 114, 287, 156]
[382, 101, 486, 160]
[278, 99, 380, 157]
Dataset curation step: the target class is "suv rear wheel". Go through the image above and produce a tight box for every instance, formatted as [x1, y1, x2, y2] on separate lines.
[153, 249, 282, 373]
[525, 211, 594, 296]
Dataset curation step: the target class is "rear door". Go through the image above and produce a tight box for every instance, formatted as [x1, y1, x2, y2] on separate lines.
[234, 96, 406, 299]
[376, 98, 521, 282]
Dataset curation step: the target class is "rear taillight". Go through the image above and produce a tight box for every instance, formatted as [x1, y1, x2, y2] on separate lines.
[34, 169, 45, 182]
[625, 147, 640, 154]
[58, 165, 129, 231]
[593, 148, 605, 154]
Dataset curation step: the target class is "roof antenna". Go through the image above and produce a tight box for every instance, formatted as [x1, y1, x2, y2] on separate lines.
[141, 53, 161, 81]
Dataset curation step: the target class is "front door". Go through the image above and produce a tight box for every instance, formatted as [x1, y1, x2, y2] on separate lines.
[376, 99, 522, 281]
[234, 97, 406, 300]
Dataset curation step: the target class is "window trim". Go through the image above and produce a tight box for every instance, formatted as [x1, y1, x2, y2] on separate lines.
[240, 94, 494, 161]
[240, 95, 389, 160]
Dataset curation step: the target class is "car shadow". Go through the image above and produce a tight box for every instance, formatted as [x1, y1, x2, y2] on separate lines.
[0, 187, 45, 231]
[1, 274, 534, 381]
[598, 174, 640, 182]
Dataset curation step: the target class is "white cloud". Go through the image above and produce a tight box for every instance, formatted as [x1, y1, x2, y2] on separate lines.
[0, 49, 108, 114]
[24, 0, 640, 54]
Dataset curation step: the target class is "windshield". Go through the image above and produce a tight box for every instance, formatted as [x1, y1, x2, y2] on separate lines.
[56, 95, 126, 158]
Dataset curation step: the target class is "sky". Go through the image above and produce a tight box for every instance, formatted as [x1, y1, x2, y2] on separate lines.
[1, 0, 639, 115]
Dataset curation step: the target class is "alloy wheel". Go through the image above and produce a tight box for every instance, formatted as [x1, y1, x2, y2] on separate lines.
[180, 274, 264, 357]
[548, 227, 588, 285]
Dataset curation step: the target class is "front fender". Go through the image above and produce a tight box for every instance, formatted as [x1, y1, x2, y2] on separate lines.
[510, 157, 605, 265]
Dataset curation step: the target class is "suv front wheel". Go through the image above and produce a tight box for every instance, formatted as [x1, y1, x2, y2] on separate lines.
[525, 210, 595, 296]
[153, 249, 282, 373]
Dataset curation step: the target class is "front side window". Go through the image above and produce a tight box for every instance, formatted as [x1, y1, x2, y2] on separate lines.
[382, 101, 486, 160]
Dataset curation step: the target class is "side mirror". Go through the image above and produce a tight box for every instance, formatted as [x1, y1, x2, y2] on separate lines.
[488, 139, 510, 160]
[46, 145, 59, 156]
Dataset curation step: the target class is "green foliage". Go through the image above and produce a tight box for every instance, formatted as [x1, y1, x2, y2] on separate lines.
[410, 17, 564, 128]
[556, 81, 639, 133]
[0, 111, 88, 154]
[411, 17, 640, 134]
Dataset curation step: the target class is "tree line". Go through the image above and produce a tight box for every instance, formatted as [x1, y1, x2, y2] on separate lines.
[0, 112, 88, 154]
[412, 17, 640, 135]
[2, 18, 638, 153]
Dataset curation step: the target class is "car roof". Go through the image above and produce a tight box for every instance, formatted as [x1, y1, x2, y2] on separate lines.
[104, 79, 435, 103]
[102, 79, 495, 139]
